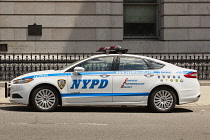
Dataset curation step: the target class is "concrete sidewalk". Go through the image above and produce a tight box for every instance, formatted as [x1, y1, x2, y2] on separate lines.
[0, 81, 210, 106]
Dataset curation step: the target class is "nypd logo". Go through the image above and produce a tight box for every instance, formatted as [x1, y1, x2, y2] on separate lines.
[57, 79, 66, 89]
[70, 79, 108, 89]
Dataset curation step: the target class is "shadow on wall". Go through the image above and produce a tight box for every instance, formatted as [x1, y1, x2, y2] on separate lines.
[62, 1, 120, 53]
[26, 1, 122, 53]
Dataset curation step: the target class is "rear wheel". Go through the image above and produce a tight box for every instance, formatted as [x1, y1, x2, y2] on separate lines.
[149, 87, 176, 113]
[31, 86, 59, 112]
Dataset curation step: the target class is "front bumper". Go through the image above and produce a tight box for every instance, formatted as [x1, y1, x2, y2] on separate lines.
[5, 82, 11, 98]
[5, 82, 31, 105]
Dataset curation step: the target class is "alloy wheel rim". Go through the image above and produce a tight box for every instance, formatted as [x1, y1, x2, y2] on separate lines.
[35, 89, 56, 110]
[154, 90, 173, 111]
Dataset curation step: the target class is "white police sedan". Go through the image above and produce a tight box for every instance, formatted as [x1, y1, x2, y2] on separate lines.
[5, 46, 200, 113]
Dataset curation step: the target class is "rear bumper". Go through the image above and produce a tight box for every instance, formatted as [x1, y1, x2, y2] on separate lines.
[177, 78, 200, 105]
[179, 92, 201, 105]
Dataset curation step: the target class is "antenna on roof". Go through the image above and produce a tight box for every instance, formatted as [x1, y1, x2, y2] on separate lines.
[96, 45, 128, 54]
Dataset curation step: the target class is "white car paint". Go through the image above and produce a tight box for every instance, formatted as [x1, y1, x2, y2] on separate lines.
[6, 54, 200, 110]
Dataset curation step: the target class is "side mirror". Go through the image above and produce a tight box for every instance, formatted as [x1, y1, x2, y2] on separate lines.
[73, 67, 85, 75]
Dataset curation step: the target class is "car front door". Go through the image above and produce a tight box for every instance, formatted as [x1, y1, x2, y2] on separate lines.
[113, 56, 158, 102]
[65, 56, 116, 103]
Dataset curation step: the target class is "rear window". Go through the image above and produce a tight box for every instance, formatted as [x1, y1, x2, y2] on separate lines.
[146, 60, 164, 69]
[119, 57, 149, 70]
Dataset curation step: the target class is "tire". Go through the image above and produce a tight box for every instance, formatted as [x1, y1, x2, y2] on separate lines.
[31, 86, 59, 112]
[149, 87, 176, 113]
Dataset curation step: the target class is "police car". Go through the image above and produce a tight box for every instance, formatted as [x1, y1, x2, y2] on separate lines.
[5, 46, 200, 113]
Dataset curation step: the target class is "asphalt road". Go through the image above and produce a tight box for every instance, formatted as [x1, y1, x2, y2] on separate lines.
[0, 105, 210, 140]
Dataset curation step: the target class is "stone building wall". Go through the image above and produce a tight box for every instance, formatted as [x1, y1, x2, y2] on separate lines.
[0, 0, 210, 53]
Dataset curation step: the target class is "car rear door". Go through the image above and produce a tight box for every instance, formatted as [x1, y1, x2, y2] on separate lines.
[112, 56, 158, 102]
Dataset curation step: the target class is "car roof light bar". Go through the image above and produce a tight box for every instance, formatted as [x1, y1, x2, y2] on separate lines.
[96, 45, 128, 54]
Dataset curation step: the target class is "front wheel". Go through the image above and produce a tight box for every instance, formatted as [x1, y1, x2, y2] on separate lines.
[31, 86, 59, 112]
[149, 87, 176, 113]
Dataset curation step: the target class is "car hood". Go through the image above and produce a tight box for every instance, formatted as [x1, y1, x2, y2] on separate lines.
[12, 70, 63, 81]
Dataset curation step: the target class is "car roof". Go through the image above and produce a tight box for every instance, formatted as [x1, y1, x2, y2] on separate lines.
[61, 53, 172, 72]
[89, 54, 169, 65]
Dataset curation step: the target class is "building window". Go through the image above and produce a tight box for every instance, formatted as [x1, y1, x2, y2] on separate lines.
[124, 0, 158, 38]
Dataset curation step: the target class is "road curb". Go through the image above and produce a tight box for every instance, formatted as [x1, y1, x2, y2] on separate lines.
[200, 83, 210, 86]
[0, 82, 6, 87]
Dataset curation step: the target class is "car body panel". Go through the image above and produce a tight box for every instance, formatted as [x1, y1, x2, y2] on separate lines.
[112, 71, 157, 102]
[7, 54, 200, 107]
[65, 72, 113, 103]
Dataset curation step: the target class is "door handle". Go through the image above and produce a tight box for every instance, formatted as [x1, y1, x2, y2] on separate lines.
[100, 74, 110, 78]
[144, 74, 154, 78]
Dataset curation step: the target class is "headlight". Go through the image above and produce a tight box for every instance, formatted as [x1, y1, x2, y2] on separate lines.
[13, 78, 34, 84]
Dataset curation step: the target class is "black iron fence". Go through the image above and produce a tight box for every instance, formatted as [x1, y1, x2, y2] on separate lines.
[0, 53, 210, 80]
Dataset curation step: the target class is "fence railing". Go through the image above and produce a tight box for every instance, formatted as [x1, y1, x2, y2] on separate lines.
[1, 53, 210, 80]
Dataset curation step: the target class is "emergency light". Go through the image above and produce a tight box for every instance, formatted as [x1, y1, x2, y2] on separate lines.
[96, 45, 128, 54]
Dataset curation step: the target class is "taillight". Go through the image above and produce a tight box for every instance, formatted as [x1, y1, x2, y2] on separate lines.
[97, 47, 106, 51]
[184, 72, 197, 78]
[109, 46, 117, 50]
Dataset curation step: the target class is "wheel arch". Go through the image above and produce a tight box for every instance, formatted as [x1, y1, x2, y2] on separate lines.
[148, 85, 179, 105]
[29, 83, 62, 106]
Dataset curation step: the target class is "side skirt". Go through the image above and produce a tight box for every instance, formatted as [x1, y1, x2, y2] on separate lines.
[61, 101, 148, 106]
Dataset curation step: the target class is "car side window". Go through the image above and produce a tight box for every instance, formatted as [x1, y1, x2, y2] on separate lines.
[77, 56, 115, 71]
[146, 60, 165, 69]
[119, 57, 149, 70]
